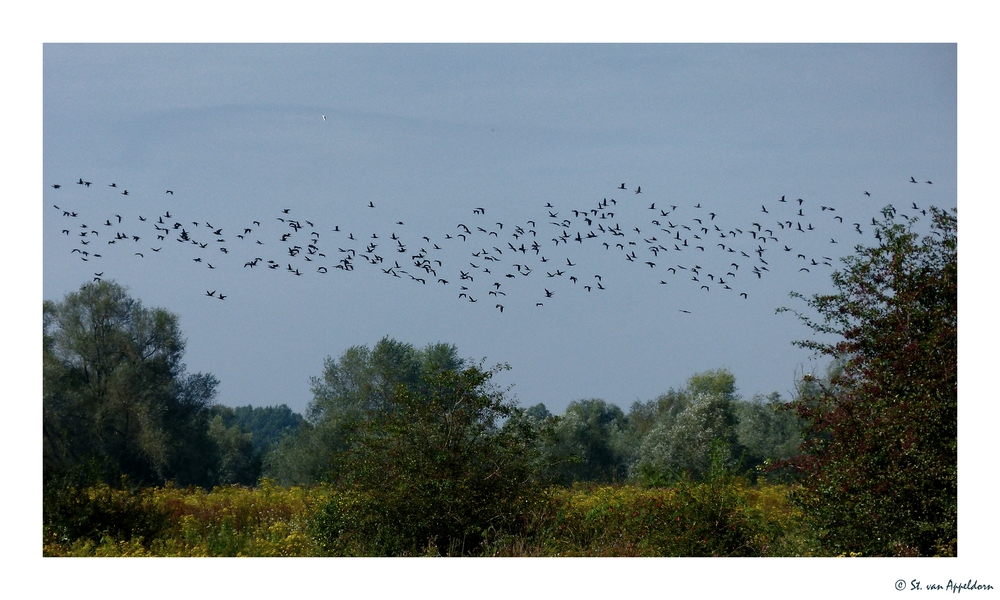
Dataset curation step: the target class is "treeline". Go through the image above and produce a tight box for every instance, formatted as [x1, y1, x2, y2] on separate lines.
[264, 339, 803, 489]
[43, 205, 957, 556]
[42, 281, 800, 493]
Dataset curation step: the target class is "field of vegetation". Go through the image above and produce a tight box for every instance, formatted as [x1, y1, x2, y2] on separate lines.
[44, 477, 820, 557]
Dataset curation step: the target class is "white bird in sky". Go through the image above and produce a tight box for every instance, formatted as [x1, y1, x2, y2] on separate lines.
[322, 115, 327, 121]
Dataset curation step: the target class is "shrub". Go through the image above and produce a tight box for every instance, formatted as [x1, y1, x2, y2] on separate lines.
[43, 477, 169, 554]
[520, 479, 809, 557]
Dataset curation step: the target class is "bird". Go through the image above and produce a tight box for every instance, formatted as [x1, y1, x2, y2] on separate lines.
[910, 176, 918, 183]
[218, 294, 226, 300]
[864, 191, 871, 197]
[635, 186, 642, 194]
[166, 190, 174, 195]
[51, 184, 61, 189]
[322, 115, 327, 121]
[618, 183, 626, 190]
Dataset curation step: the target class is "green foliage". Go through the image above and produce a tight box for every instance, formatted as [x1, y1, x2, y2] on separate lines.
[263, 337, 463, 486]
[513, 479, 813, 557]
[44, 479, 816, 557]
[43, 280, 220, 487]
[778, 206, 957, 556]
[206, 404, 305, 486]
[312, 362, 543, 555]
[43, 477, 170, 550]
[631, 369, 744, 484]
[206, 408, 258, 486]
[539, 398, 633, 485]
[229, 404, 305, 455]
[44, 480, 333, 557]
[733, 393, 804, 481]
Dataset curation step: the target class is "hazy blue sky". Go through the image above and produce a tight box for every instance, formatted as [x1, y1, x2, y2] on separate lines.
[43, 44, 956, 416]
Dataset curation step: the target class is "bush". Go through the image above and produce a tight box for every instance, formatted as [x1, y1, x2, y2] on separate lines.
[43, 477, 169, 554]
[519, 478, 810, 557]
[44, 479, 333, 557]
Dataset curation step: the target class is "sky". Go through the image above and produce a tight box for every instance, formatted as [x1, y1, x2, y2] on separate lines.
[11, 2, 1000, 597]
[42, 44, 956, 417]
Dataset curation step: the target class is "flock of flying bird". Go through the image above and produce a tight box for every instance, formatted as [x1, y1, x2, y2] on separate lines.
[47, 174, 938, 314]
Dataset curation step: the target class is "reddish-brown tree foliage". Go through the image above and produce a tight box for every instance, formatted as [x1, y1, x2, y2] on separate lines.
[777, 205, 956, 556]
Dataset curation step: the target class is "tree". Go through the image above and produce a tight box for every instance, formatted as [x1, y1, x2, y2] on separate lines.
[777, 206, 957, 556]
[43, 280, 219, 487]
[206, 406, 260, 486]
[312, 359, 543, 555]
[631, 369, 744, 484]
[539, 398, 632, 485]
[230, 404, 305, 455]
[263, 338, 463, 485]
[733, 392, 804, 481]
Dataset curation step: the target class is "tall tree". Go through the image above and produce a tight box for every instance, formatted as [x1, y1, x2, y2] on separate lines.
[314, 362, 542, 555]
[43, 280, 219, 487]
[777, 206, 957, 556]
[263, 337, 463, 485]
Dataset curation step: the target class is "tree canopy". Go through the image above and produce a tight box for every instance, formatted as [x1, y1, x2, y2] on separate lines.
[43, 280, 221, 487]
[778, 205, 957, 556]
[263, 338, 465, 485]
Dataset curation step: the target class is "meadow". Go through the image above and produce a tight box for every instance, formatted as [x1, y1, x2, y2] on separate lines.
[43, 477, 820, 557]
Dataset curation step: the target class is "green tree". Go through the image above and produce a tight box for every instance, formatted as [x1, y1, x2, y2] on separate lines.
[313, 361, 542, 555]
[230, 404, 305, 454]
[777, 205, 957, 556]
[733, 392, 803, 481]
[206, 406, 259, 486]
[264, 337, 464, 485]
[631, 369, 743, 484]
[540, 398, 632, 485]
[43, 280, 220, 487]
